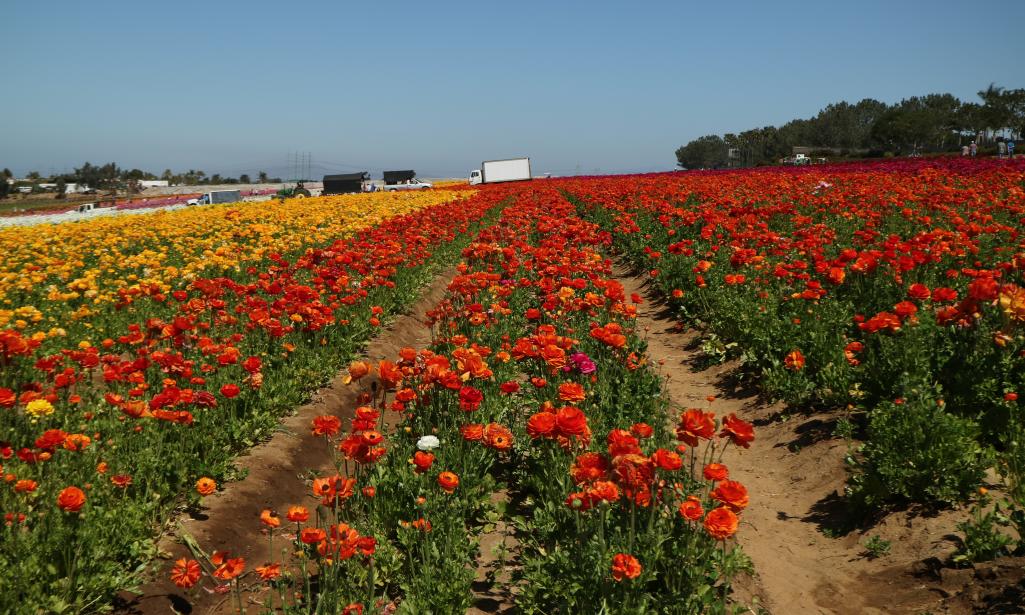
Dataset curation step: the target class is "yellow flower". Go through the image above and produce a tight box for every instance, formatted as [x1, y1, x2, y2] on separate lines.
[999, 285, 1025, 323]
[25, 399, 55, 417]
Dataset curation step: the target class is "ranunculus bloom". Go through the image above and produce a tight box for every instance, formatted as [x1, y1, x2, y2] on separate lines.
[260, 508, 281, 528]
[651, 448, 682, 471]
[710, 479, 749, 511]
[170, 558, 202, 588]
[719, 414, 755, 449]
[676, 409, 715, 446]
[460, 423, 484, 441]
[437, 471, 459, 493]
[57, 486, 86, 512]
[704, 505, 739, 540]
[679, 495, 704, 520]
[417, 435, 440, 451]
[412, 451, 435, 473]
[611, 553, 642, 581]
[195, 477, 216, 496]
[219, 383, 241, 398]
[703, 463, 729, 482]
[555, 406, 587, 436]
[286, 505, 309, 523]
[311, 415, 342, 437]
[526, 412, 557, 438]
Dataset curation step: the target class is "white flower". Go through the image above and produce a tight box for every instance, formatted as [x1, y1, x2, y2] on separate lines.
[416, 435, 440, 451]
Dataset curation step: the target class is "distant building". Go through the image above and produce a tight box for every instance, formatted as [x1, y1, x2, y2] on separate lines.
[139, 180, 169, 188]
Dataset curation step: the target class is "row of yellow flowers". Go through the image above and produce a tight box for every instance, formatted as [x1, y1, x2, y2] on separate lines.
[0, 190, 471, 339]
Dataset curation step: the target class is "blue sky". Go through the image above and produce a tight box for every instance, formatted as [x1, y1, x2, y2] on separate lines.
[3, 0, 1024, 179]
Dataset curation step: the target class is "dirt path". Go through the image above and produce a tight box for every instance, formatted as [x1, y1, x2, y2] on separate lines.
[613, 264, 998, 615]
[119, 266, 457, 615]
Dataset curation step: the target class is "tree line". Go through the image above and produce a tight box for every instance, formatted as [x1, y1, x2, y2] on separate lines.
[676, 84, 1025, 169]
[2, 164, 282, 199]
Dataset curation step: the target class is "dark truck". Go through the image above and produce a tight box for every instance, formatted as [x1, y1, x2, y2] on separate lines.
[322, 172, 370, 195]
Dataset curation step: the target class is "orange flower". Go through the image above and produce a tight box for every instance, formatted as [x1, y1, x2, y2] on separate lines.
[14, 479, 38, 493]
[62, 433, 91, 451]
[611, 553, 642, 581]
[678, 495, 704, 521]
[710, 479, 749, 512]
[111, 474, 133, 488]
[195, 477, 216, 496]
[482, 423, 513, 450]
[255, 562, 281, 581]
[650, 448, 682, 471]
[704, 505, 739, 540]
[346, 361, 371, 383]
[703, 463, 729, 482]
[719, 414, 755, 449]
[784, 349, 806, 370]
[169, 558, 202, 588]
[300, 527, 326, 544]
[412, 451, 435, 473]
[557, 382, 586, 402]
[526, 411, 557, 438]
[570, 452, 609, 485]
[378, 360, 403, 389]
[57, 486, 86, 512]
[437, 471, 459, 493]
[460, 423, 484, 441]
[211, 552, 245, 580]
[286, 505, 309, 523]
[260, 508, 281, 528]
[555, 406, 587, 436]
[676, 409, 715, 446]
[311, 415, 342, 437]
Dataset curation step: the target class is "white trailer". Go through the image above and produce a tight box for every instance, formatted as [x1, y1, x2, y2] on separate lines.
[469, 157, 531, 185]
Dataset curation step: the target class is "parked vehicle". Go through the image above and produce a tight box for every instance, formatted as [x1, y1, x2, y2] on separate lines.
[323, 172, 369, 195]
[187, 190, 242, 206]
[381, 170, 432, 191]
[469, 157, 531, 185]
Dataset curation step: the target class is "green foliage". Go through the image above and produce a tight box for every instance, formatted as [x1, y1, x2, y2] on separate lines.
[675, 135, 730, 169]
[861, 535, 891, 559]
[849, 382, 989, 509]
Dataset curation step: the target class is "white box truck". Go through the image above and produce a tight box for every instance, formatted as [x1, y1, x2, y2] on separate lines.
[469, 157, 531, 185]
[186, 190, 242, 206]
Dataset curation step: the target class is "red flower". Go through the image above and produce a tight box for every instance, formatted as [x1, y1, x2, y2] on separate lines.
[170, 558, 202, 588]
[311, 415, 342, 437]
[413, 451, 435, 473]
[679, 495, 704, 520]
[437, 471, 459, 493]
[611, 553, 642, 581]
[219, 384, 240, 398]
[676, 409, 715, 446]
[719, 414, 755, 448]
[57, 486, 86, 512]
[526, 412, 557, 438]
[704, 506, 739, 540]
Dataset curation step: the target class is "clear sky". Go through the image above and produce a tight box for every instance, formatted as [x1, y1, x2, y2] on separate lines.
[3, 0, 1024, 179]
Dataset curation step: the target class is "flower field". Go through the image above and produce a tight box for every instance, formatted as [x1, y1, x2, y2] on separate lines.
[0, 188, 504, 613]
[3, 157, 1025, 614]
[567, 157, 1025, 513]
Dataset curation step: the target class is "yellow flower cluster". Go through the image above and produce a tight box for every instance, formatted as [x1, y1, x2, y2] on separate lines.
[0, 191, 471, 336]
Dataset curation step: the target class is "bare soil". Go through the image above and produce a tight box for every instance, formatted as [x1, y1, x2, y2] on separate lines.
[117, 267, 456, 615]
[615, 264, 1025, 615]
